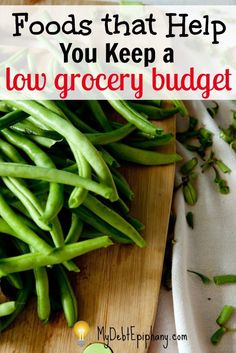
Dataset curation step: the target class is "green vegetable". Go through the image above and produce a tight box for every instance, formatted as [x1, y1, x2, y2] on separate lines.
[108, 100, 162, 136]
[65, 213, 83, 244]
[201, 152, 230, 194]
[214, 275, 236, 285]
[128, 102, 179, 119]
[0, 98, 178, 330]
[0, 237, 113, 277]
[216, 305, 234, 326]
[0, 163, 116, 201]
[172, 100, 188, 117]
[1, 128, 64, 223]
[0, 192, 52, 254]
[129, 134, 173, 149]
[0, 273, 32, 331]
[83, 194, 146, 248]
[109, 143, 182, 165]
[183, 182, 198, 205]
[0, 110, 28, 130]
[187, 270, 211, 284]
[0, 301, 16, 317]
[5, 100, 118, 198]
[180, 158, 198, 175]
[206, 101, 219, 119]
[53, 266, 78, 327]
[87, 101, 113, 131]
[211, 327, 226, 345]
[186, 212, 194, 229]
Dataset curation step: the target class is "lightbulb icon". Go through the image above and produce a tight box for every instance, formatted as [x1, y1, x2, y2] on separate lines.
[73, 321, 90, 347]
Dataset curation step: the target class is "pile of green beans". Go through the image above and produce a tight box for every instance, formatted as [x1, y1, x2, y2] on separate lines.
[0, 99, 181, 330]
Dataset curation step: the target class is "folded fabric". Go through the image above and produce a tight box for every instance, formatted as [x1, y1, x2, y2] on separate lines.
[173, 100, 236, 353]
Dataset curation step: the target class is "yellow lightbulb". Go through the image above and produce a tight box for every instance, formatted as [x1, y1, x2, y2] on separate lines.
[73, 321, 90, 346]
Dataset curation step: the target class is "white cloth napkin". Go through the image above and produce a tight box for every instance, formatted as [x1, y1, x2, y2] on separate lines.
[150, 100, 236, 353]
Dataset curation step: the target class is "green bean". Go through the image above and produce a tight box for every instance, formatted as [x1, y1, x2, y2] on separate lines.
[86, 123, 136, 145]
[0, 236, 113, 277]
[39, 100, 67, 119]
[132, 130, 159, 140]
[2, 129, 64, 223]
[0, 137, 26, 163]
[108, 100, 162, 136]
[27, 115, 52, 130]
[10, 120, 62, 140]
[56, 101, 96, 133]
[5, 273, 23, 290]
[96, 196, 129, 216]
[172, 100, 188, 116]
[83, 194, 146, 248]
[15, 237, 50, 322]
[34, 268, 50, 322]
[37, 102, 90, 210]
[30, 135, 60, 148]
[11, 237, 29, 255]
[0, 301, 16, 317]
[0, 273, 32, 332]
[125, 215, 145, 231]
[53, 266, 77, 327]
[49, 155, 75, 169]
[87, 101, 113, 131]
[27, 180, 49, 196]
[6, 173, 78, 271]
[183, 182, 198, 205]
[0, 205, 47, 241]
[65, 213, 83, 244]
[5, 100, 117, 198]
[0, 110, 28, 130]
[109, 143, 182, 165]
[30, 246, 50, 323]
[48, 217, 78, 274]
[0, 151, 51, 232]
[1, 188, 17, 206]
[68, 148, 91, 208]
[180, 158, 198, 175]
[99, 147, 120, 168]
[80, 230, 105, 239]
[128, 134, 174, 149]
[111, 121, 123, 129]
[11, 201, 48, 230]
[0, 102, 12, 113]
[0, 192, 52, 254]
[128, 103, 179, 119]
[187, 270, 211, 284]
[2, 176, 51, 231]
[63, 164, 78, 173]
[145, 100, 161, 107]
[114, 198, 129, 215]
[111, 169, 134, 200]
[0, 162, 115, 201]
[111, 168, 133, 190]
[75, 206, 132, 244]
[214, 275, 236, 285]
[50, 217, 64, 247]
[0, 244, 23, 289]
[0, 185, 16, 201]
[216, 305, 234, 326]
[0, 217, 22, 237]
[211, 327, 226, 345]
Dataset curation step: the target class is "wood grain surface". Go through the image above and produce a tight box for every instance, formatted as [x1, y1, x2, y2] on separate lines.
[0, 117, 176, 353]
[0, 2, 175, 352]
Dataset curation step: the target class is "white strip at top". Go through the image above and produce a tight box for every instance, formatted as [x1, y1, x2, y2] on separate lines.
[0, 5, 235, 100]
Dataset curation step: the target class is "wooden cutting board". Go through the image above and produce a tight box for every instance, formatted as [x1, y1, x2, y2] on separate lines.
[0, 117, 176, 353]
